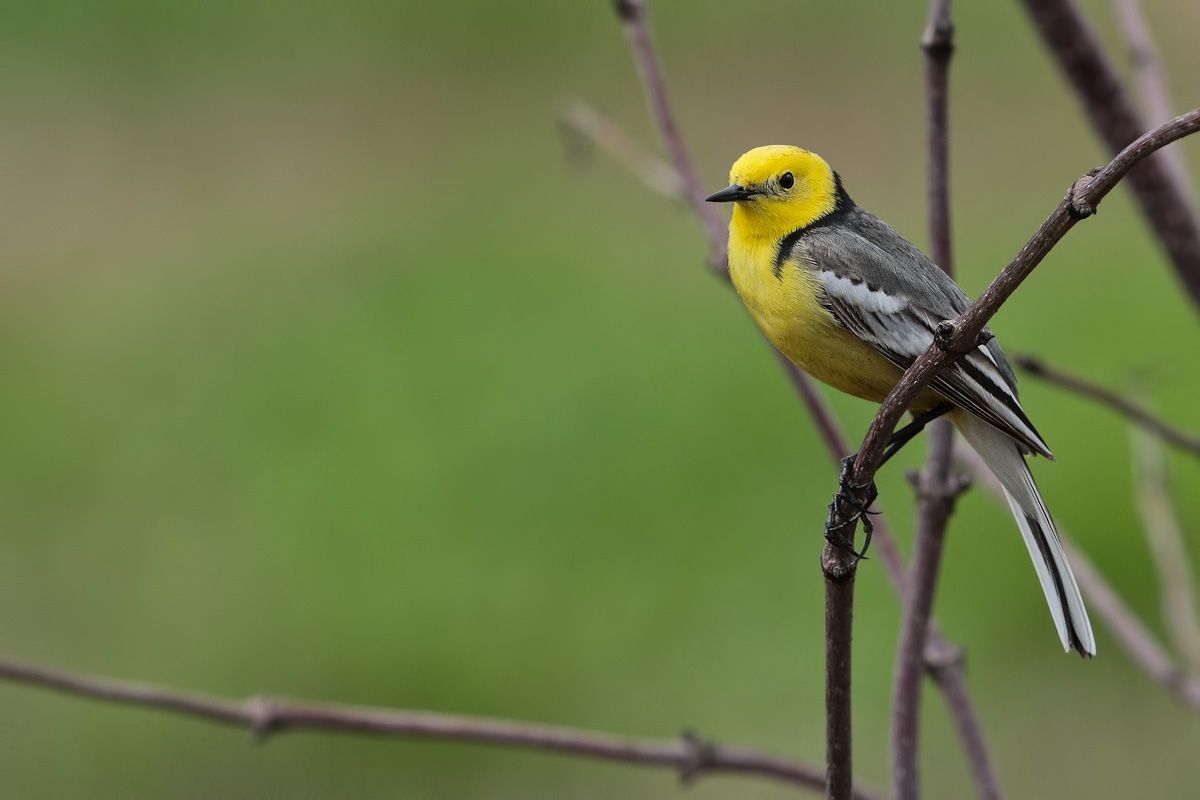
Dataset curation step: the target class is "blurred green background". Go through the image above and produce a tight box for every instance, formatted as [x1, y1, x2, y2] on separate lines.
[1, 1, 1198, 797]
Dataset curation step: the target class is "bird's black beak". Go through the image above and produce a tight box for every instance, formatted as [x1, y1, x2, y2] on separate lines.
[705, 184, 756, 203]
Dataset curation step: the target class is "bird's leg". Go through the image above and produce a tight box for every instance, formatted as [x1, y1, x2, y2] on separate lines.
[878, 402, 954, 468]
[825, 454, 879, 563]
[826, 403, 953, 562]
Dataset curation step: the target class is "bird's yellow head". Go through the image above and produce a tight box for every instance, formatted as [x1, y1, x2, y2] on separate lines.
[706, 145, 847, 241]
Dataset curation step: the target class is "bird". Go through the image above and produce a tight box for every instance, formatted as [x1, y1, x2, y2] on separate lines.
[706, 145, 1095, 656]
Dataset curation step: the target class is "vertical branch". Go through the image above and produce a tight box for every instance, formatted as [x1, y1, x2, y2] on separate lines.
[889, 440, 963, 800]
[1112, 0, 1195, 208]
[891, 4, 980, 799]
[599, 4, 1000, 794]
[824, 569, 856, 800]
[1018, 0, 1200, 309]
[819, 437, 859, 799]
[613, 0, 728, 271]
[1132, 427, 1200, 671]
[611, 2, 859, 794]
[789, 356, 999, 800]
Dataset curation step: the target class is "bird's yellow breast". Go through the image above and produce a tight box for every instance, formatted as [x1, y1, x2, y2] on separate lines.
[728, 232, 906, 404]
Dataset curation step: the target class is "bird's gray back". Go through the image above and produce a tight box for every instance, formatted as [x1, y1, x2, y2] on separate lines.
[798, 205, 1019, 390]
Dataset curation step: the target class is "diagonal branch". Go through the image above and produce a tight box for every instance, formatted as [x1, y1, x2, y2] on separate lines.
[587, 1, 1002, 790]
[1132, 427, 1200, 671]
[560, 98, 684, 201]
[777, 353, 1000, 800]
[611, 3, 864, 793]
[1018, 0, 1200, 309]
[0, 657, 869, 796]
[1015, 355, 1200, 457]
[891, 4, 996, 799]
[831, 109, 1200, 558]
[1111, 0, 1195, 209]
[954, 444, 1200, 710]
[612, 0, 727, 271]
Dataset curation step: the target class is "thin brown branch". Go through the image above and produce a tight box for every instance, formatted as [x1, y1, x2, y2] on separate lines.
[955, 444, 1200, 710]
[890, 426, 965, 800]
[925, 661, 1001, 800]
[1015, 354, 1200, 457]
[612, 0, 727, 271]
[822, 566, 855, 800]
[1019, 0, 1200, 309]
[890, 5, 995, 798]
[611, 3, 856, 793]
[0, 657, 874, 797]
[590, 4, 1000, 791]
[833, 109, 1200, 557]
[1132, 427, 1200, 671]
[1111, 0, 1195, 208]
[560, 99, 683, 201]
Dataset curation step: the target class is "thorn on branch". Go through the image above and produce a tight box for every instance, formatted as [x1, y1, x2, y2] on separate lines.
[1067, 168, 1102, 219]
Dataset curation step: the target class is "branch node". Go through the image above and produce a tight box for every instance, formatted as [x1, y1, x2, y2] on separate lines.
[1067, 168, 1101, 219]
[920, 19, 955, 58]
[248, 695, 281, 741]
[678, 729, 717, 785]
[908, 469, 973, 508]
[935, 320, 993, 355]
[934, 319, 957, 350]
[923, 640, 966, 676]
[905, 468, 920, 489]
[821, 547, 859, 583]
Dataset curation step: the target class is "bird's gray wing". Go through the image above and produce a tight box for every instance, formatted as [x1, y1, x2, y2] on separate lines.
[795, 208, 1052, 458]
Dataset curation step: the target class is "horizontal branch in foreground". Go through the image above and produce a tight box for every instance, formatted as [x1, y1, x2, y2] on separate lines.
[0, 657, 877, 798]
[1015, 355, 1200, 457]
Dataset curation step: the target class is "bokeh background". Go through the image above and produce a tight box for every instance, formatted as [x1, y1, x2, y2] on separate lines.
[2, 1, 1199, 797]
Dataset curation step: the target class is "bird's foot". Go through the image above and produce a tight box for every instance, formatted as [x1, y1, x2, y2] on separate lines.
[825, 454, 879, 563]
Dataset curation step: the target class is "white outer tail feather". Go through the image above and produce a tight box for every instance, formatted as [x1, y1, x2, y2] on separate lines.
[954, 413, 1096, 656]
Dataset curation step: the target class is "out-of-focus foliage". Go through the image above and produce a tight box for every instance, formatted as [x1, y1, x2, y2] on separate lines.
[1, 1, 1198, 797]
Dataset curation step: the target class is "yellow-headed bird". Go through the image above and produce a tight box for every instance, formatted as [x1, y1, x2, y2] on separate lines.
[707, 145, 1095, 656]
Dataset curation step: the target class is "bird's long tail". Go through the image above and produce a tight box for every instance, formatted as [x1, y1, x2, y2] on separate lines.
[953, 412, 1096, 656]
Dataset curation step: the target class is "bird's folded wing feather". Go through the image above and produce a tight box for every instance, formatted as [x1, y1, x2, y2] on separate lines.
[799, 214, 1052, 458]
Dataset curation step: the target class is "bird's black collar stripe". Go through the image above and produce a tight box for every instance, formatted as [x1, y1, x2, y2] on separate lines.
[772, 172, 856, 278]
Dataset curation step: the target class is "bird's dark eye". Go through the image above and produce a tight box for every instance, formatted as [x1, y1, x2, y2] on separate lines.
[779, 172, 795, 190]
